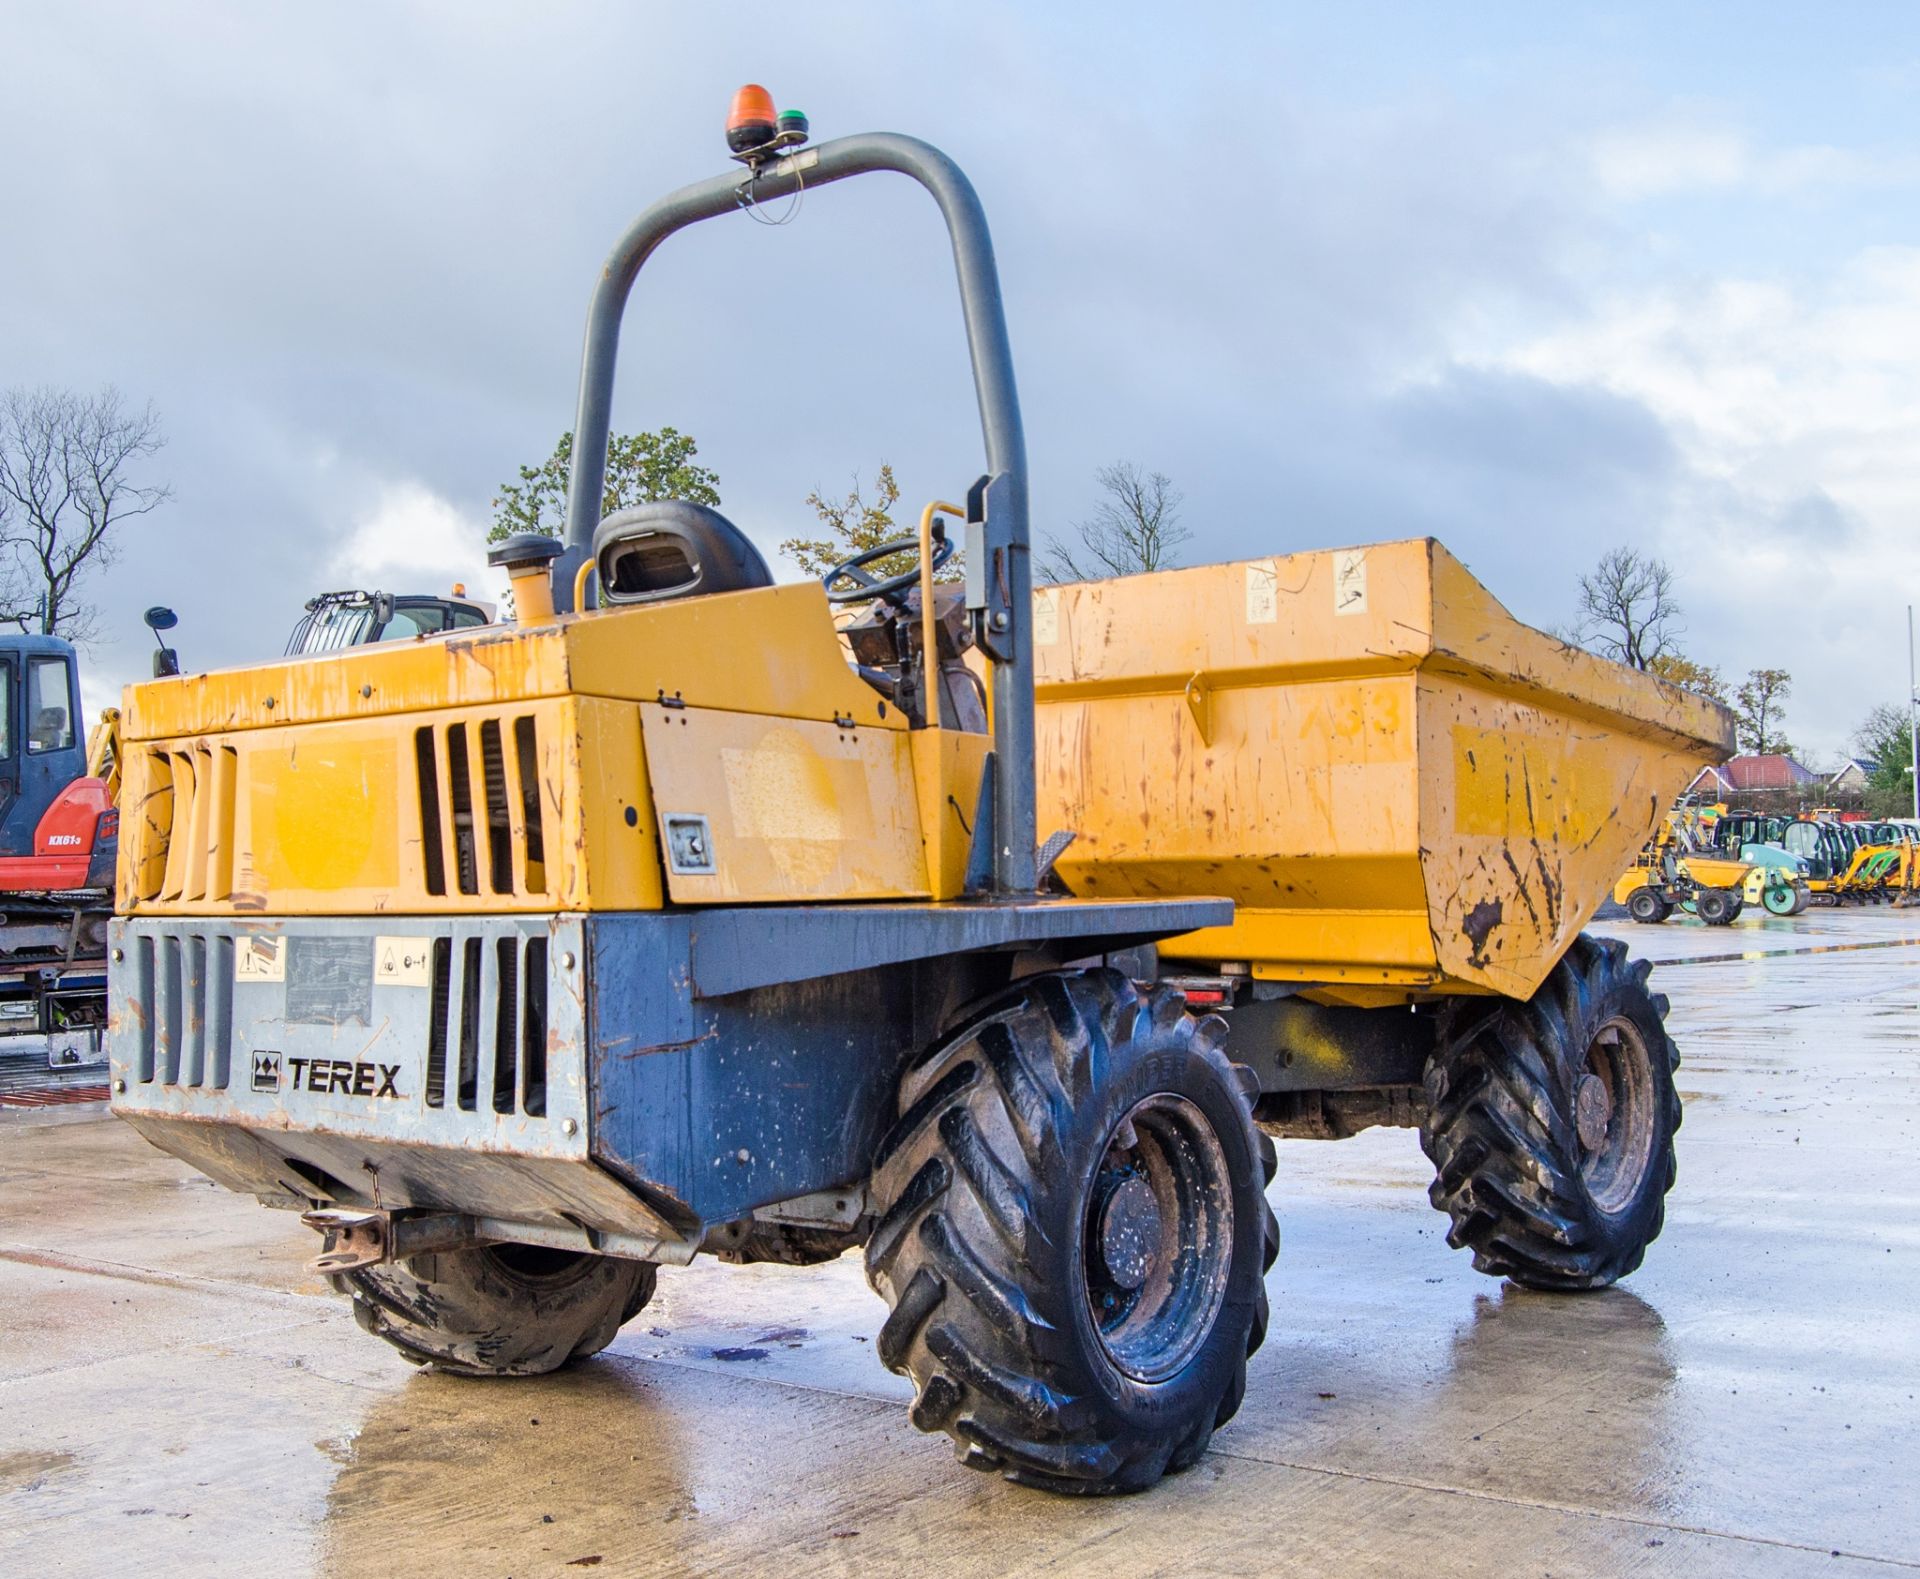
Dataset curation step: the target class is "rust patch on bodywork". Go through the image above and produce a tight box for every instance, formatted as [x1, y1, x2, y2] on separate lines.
[1461, 898, 1503, 967]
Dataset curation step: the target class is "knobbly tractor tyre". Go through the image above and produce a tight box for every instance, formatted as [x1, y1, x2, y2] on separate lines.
[1694, 887, 1739, 925]
[1420, 934, 1680, 1292]
[333, 1245, 656, 1376]
[865, 969, 1278, 1495]
[1625, 887, 1669, 924]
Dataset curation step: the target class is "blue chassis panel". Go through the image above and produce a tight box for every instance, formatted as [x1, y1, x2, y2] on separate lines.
[584, 898, 1227, 1227]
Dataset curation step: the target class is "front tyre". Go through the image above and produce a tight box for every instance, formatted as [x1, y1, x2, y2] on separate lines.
[1420, 935, 1680, 1291]
[334, 1244, 656, 1376]
[865, 969, 1278, 1495]
[1625, 886, 1669, 924]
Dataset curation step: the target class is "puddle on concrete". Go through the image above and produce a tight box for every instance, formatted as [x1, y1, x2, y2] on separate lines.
[0, 1448, 77, 1491]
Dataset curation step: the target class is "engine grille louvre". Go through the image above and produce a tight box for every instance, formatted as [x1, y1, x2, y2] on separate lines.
[492, 935, 518, 1111]
[415, 729, 446, 896]
[521, 936, 548, 1116]
[158, 751, 194, 902]
[479, 722, 512, 895]
[415, 715, 547, 900]
[423, 927, 550, 1117]
[132, 929, 234, 1090]
[446, 723, 479, 896]
[514, 716, 547, 893]
[424, 936, 452, 1106]
[138, 745, 237, 904]
[455, 935, 481, 1107]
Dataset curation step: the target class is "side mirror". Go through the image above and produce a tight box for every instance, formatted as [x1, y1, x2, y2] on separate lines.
[145, 606, 182, 676]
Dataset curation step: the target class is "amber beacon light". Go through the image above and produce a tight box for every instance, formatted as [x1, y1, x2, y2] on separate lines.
[725, 84, 778, 153]
[725, 84, 809, 162]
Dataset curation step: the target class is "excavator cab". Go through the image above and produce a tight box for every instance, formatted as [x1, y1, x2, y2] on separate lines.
[284, 589, 494, 655]
[0, 634, 110, 884]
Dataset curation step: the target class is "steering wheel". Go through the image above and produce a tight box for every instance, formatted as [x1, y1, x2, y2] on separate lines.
[822, 531, 956, 605]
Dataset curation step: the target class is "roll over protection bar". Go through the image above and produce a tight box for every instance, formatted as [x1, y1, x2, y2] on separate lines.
[557, 133, 1037, 894]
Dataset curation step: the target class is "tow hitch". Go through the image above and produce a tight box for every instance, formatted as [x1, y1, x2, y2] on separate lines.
[301, 1208, 492, 1275]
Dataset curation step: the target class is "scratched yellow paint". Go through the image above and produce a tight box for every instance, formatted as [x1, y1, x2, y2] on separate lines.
[908, 728, 990, 900]
[642, 705, 930, 902]
[1036, 538, 1733, 1004]
[120, 581, 899, 742]
[115, 578, 972, 917]
[1448, 723, 1618, 846]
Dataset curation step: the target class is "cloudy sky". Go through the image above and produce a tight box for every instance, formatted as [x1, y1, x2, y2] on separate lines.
[5, 2, 1920, 762]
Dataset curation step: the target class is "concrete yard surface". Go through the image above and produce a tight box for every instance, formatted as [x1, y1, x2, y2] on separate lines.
[3, 909, 1918, 1577]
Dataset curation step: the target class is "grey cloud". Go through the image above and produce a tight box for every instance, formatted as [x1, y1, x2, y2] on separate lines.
[0, 2, 1880, 760]
[1769, 488, 1863, 545]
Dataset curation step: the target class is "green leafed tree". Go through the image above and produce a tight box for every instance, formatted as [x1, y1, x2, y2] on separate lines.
[1646, 653, 1729, 705]
[1854, 701, 1916, 814]
[489, 427, 720, 543]
[1733, 667, 1794, 756]
[781, 463, 964, 585]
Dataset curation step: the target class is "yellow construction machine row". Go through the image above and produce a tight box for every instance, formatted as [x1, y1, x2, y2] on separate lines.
[1615, 803, 1917, 923]
[107, 98, 1732, 1496]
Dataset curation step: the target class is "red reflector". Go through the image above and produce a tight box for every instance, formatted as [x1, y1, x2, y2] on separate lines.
[1181, 989, 1227, 1005]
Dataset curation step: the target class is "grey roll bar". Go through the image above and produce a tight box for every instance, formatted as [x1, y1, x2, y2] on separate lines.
[558, 132, 1036, 895]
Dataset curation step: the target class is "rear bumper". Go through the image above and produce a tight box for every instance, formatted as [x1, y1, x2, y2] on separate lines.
[108, 913, 692, 1247]
[109, 896, 1229, 1241]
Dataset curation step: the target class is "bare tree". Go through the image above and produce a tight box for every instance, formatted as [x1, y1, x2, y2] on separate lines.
[1040, 462, 1190, 583]
[1575, 546, 1683, 670]
[0, 386, 170, 641]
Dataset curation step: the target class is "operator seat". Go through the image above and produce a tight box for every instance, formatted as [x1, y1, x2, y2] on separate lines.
[29, 707, 67, 752]
[591, 501, 773, 606]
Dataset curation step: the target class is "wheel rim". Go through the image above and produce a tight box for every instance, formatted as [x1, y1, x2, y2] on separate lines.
[1081, 1093, 1235, 1385]
[1574, 1016, 1658, 1216]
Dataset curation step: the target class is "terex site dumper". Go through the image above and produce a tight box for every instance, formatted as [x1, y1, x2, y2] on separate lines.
[108, 104, 1732, 1495]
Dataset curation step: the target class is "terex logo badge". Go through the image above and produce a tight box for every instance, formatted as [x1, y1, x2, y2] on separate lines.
[287, 1057, 403, 1099]
[251, 1051, 282, 1092]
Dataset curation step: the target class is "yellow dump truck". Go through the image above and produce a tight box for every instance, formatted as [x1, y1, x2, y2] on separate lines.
[107, 105, 1732, 1497]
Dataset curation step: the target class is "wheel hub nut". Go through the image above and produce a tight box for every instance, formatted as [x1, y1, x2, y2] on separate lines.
[1098, 1175, 1161, 1290]
[1575, 1072, 1612, 1153]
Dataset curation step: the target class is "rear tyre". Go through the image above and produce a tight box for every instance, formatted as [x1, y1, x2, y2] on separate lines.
[333, 1244, 656, 1376]
[1625, 887, 1669, 924]
[865, 969, 1278, 1495]
[1419, 934, 1680, 1291]
[1695, 888, 1737, 925]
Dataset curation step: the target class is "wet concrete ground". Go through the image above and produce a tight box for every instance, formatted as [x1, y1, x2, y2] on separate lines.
[3, 907, 1918, 1577]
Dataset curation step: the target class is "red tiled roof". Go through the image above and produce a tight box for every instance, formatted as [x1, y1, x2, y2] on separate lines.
[1720, 754, 1818, 790]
